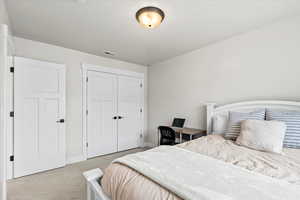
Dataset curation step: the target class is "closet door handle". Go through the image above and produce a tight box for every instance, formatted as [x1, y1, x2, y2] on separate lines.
[113, 116, 117, 120]
[56, 119, 65, 123]
[118, 116, 123, 119]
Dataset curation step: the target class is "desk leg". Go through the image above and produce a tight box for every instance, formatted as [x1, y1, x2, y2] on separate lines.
[157, 129, 160, 146]
[190, 135, 192, 141]
[180, 133, 182, 143]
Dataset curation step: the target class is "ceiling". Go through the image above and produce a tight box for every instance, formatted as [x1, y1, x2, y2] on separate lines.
[5, 0, 300, 65]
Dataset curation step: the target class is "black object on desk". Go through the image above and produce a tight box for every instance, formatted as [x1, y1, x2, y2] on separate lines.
[172, 118, 185, 128]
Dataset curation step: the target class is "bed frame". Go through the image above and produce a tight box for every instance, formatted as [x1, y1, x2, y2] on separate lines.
[83, 169, 110, 200]
[206, 100, 300, 134]
[84, 100, 300, 200]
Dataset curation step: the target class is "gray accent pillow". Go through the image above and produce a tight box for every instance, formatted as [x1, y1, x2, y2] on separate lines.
[225, 109, 265, 140]
[266, 109, 300, 149]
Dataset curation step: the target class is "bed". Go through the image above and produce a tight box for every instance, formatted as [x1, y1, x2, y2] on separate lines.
[83, 100, 300, 200]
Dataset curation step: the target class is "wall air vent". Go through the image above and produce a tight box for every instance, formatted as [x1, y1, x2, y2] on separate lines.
[104, 51, 115, 56]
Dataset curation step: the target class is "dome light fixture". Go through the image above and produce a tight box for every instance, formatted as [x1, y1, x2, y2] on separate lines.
[136, 6, 165, 29]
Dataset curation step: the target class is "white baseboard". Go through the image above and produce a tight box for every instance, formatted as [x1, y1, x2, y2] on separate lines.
[143, 142, 156, 148]
[67, 155, 86, 164]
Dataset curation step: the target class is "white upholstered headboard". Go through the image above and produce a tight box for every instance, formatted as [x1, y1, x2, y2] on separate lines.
[206, 100, 300, 135]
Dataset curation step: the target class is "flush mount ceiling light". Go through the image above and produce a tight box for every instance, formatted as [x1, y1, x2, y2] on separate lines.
[136, 6, 165, 29]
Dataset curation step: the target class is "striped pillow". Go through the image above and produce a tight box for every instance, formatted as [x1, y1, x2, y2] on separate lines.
[225, 110, 265, 140]
[266, 109, 300, 149]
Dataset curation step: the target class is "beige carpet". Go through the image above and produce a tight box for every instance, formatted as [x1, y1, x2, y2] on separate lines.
[8, 148, 147, 200]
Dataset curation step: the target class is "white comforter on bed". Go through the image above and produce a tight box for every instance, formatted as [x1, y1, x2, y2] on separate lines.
[114, 144, 300, 200]
[102, 135, 300, 200]
[177, 135, 300, 185]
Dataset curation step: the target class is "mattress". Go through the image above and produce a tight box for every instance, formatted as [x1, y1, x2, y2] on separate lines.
[101, 135, 300, 200]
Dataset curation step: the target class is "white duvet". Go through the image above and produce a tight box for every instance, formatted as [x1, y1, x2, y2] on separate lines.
[102, 135, 300, 200]
[177, 135, 300, 185]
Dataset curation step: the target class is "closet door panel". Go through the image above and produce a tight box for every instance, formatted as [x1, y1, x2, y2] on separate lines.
[117, 76, 142, 151]
[87, 71, 117, 158]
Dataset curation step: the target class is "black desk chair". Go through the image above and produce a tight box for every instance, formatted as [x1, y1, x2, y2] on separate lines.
[158, 126, 178, 145]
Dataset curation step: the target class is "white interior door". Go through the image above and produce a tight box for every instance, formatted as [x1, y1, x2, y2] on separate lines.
[117, 76, 143, 152]
[87, 71, 118, 158]
[14, 57, 66, 178]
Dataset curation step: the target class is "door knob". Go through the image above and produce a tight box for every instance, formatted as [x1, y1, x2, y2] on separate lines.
[113, 116, 117, 120]
[118, 116, 123, 119]
[56, 119, 65, 123]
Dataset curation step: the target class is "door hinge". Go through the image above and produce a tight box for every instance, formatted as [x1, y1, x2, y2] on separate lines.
[86, 142, 88, 147]
[86, 110, 88, 115]
[9, 111, 14, 117]
[140, 83, 143, 88]
[9, 155, 14, 162]
[140, 108, 143, 113]
[86, 77, 88, 82]
[10, 67, 14, 73]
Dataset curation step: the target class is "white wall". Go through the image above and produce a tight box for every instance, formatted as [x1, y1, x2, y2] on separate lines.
[13, 37, 148, 162]
[0, 0, 9, 25]
[148, 16, 300, 145]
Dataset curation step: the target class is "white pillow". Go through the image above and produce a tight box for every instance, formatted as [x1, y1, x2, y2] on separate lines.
[266, 109, 300, 149]
[212, 114, 228, 135]
[236, 120, 286, 154]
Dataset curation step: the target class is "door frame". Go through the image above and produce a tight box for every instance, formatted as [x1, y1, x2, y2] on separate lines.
[81, 64, 145, 161]
[0, 24, 11, 200]
[1, 24, 15, 184]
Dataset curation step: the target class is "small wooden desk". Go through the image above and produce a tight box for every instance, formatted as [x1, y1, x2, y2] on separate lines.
[157, 126, 206, 145]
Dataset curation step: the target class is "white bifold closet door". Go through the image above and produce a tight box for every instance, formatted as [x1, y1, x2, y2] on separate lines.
[117, 76, 142, 151]
[87, 71, 118, 158]
[87, 71, 143, 158]
[14, 57, 66, 178]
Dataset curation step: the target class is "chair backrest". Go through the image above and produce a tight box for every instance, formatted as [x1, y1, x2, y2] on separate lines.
[158, 126, 176, 140]
[172, 118, 186, 128]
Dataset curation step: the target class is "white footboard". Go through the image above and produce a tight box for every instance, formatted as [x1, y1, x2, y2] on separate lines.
[83, 168, 111, 200]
